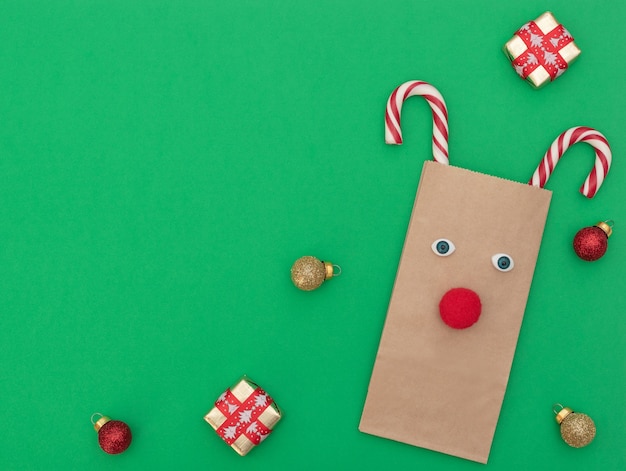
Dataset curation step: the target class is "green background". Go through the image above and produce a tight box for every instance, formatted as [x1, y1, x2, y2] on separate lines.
[1, 1, 624, 469]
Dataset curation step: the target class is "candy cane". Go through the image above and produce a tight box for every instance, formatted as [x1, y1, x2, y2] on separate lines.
[385, 80, 449, 165]
[529, 126, 612, 198]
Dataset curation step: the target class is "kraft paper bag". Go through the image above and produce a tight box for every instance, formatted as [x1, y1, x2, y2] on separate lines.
[360, 161, 552, 463]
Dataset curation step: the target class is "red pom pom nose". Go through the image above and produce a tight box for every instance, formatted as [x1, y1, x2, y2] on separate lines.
[439, 288, 482, 329]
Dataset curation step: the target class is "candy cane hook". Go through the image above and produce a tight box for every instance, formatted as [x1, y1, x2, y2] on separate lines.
[385, 81, 449, 165]
[529, 126, 612, 198]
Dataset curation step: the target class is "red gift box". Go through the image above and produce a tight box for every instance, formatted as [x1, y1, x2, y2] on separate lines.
[204, 378, 281, 456]
[504, 11, 580, 88]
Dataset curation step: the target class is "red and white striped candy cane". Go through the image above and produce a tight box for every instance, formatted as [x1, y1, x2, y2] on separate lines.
[385, 80, 449, 165]
[529, 126, 611, 198]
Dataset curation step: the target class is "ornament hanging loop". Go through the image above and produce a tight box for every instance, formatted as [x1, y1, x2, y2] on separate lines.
[552, 403, 565, 415]
[602, 219, 615, 235]
[91, 412, 104, 425]
[332, 264, 342, 276]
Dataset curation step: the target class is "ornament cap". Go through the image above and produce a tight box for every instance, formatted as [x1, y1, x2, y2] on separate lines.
[554, 406, 573, 424]
[595, 220, 613, 238]
[323, 261, 342, 280]
[91, 413, 111, 432]
[324, 261, 334, 280]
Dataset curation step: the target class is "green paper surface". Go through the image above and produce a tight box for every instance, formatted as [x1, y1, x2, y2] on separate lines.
[0, 1, 624, 470]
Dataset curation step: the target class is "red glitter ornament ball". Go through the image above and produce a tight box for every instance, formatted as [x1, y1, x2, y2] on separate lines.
[92, 414, 132, 454]
[439, 287, 482, 329]
[573, 221, 612, 261]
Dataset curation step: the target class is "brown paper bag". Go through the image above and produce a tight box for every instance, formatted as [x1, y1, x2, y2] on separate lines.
[360, 161, 551, 463]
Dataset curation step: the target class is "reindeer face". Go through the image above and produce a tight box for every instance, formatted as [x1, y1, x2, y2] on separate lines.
[405, 163, 550, 334]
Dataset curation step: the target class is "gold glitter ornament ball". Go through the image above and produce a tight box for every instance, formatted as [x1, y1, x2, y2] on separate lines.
[290, 256, 340, 291]
[554, 404, 596, 448]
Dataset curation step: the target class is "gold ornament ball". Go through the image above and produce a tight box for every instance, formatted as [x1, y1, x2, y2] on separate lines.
[560, 412, 596, 448]
[290, 256, 334, 291]
[555, 406, 596, 448]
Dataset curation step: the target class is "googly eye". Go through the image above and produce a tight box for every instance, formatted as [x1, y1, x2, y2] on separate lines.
[492, 254, 514, 272]
[431, 239, 456, 257]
